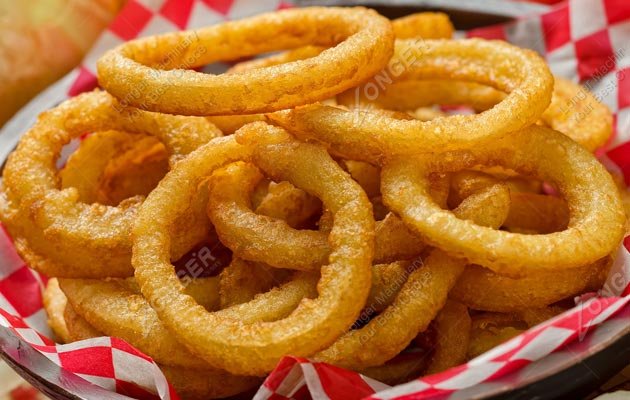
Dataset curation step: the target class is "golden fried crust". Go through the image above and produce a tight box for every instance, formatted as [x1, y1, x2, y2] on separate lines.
[98, 7, 394, 115]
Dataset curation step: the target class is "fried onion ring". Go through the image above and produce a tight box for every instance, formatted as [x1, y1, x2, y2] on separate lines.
[97, 7, 393, 116]
[381, 126, 625, 276]
[270, 39, 553, 163]
[0, 91, 219, 278]
[338, 76, 611, 152]
[225, 12, 452, 76]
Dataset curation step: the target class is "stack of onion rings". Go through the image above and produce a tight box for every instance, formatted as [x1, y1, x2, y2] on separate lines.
[0, 7, 621, 398]
[133, 123, 374, 375]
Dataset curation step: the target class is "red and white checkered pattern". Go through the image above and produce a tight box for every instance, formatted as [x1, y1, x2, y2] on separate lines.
[1, 0, 630, 399]
[253, 294, 630, 400]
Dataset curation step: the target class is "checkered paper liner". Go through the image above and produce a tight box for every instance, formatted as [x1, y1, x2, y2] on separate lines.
[1, 0, 630, 399]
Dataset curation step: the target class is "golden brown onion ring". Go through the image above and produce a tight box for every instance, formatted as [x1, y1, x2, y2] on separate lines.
[381, 125, 625, 276]
[218, 163, 319, 308]
[207, 162, 328, 271]
[97, 7, 393, 116]
[225, 12, 452, 76]
[0, 91, 220, 278]
[218, 161, 321, 308]
[270, 39, 553, 163]
[338, 77, 611, 152]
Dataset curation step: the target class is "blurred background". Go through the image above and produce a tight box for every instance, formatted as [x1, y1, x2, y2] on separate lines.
[0, 0, 125, 127]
